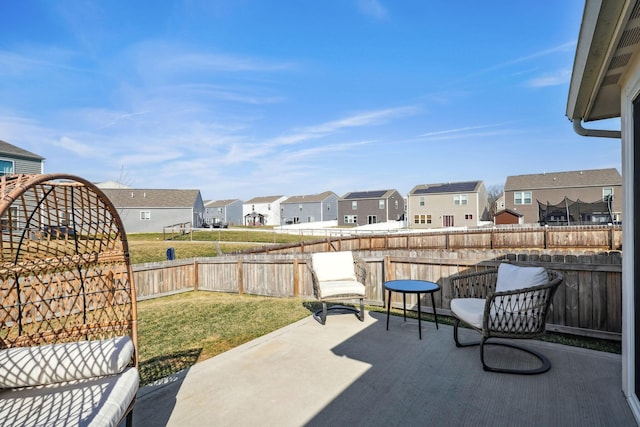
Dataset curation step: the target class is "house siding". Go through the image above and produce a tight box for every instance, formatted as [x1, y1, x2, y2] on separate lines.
[338, 190, 404, 226]
[0, 140, 45, 175]
[280, 192, 338, 225]
[117, 207, 195, 233]
[101, 188, 205, 233]
[243, 196, 287, 226]
[408, 181, 488, 229]
[204, 199, 243, 226]
[504, 169, 623, 224]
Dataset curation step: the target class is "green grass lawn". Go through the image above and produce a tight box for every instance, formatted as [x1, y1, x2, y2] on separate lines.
[136, 291, 621, 387]
[127, 229, 311, 264]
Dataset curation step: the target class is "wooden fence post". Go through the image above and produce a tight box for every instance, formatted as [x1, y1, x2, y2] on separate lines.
[293, 258, 300, 297]
[193, 260, 199, 291]
[237, 258, 244, 295]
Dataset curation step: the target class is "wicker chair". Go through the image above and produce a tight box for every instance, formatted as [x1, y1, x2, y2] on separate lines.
[309, 251, 367, 325]
[0, 174, 138, 426]
[450, 263, 563, 374]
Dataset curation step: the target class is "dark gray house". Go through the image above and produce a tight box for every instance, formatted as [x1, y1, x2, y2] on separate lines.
[100, 188, 205, 233]
[280, 191, 339, 225]
[0, 140, 45, 175]
[338, 189, 405, 227]
[204, 199, 243, 227]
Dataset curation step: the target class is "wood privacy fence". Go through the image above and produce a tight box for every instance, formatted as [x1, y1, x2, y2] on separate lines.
[133, 248, 622, 341]
[245, 224, 623, 254]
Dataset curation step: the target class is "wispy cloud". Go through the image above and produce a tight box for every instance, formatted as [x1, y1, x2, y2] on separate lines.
[526, 68, 572, 88]
[356, 0, 389, 20]
[420, 123, 506, 138]
[270, 106, 418, 146]
[487, 41, 576, 72]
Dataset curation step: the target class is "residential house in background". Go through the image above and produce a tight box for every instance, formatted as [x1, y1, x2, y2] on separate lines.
[280, 191, 338, 225]
[100, 188, 205, 233]
[0, 140, 45, 175]
[407, 181, 489, 229]
[337, 189, 404, 227]
[204, 199, 243, 227]
[243, 195, 287, 226]
[504, 168, 622, 225]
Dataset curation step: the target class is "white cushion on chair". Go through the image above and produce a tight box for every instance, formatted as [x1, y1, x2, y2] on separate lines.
[312, 251, 357, 282]
[450, 298, 485, 329]
[0, 336, 134, 388]
[0, 366, 139, 427]
[496, 263, 548, 293]
[317, 280, 366, 299]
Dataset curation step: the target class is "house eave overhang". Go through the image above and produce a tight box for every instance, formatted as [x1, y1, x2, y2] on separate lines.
[567, 0, 637, 125]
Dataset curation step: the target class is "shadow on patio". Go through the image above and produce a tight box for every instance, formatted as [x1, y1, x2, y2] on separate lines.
[133, 310, 635, 426]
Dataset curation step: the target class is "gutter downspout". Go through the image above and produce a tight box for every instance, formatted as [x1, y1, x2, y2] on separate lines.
[572, 119, 621, 139]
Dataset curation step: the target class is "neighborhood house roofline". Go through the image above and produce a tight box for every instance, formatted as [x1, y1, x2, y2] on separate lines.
[504, 168, 622, 191]
[409, 181, 481, 195]
[245, 195, 284, 204]
[282, 191, 337, 204]
[340, 190, 398, 200]
[0, 140, 45, 160]
[205, 199, 241, 207]
[101, 189, 201, 208]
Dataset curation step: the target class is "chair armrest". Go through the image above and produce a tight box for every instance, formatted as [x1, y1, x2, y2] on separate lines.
[353, 255, 367, 286]
[451, 268, 498, 299]
[308, 257, 321, 299]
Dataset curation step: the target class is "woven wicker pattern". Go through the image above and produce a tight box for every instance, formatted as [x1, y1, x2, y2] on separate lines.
[451, 267, 562, 339]
[0, 174, 137, 357]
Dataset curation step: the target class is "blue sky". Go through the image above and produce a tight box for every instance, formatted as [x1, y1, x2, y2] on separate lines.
[0, 1, 621, 201]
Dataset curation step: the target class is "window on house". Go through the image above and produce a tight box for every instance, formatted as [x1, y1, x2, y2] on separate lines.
[419, 197, 425, 206]
[299, 204, 303, 211]
[307, 216, 314, 222]
[268, 204, 271, 210]
[465, 214, 473, 220]
[454, 194, 468, 205]
[514, 191, 532, 205]
[140, 211, 151, 220]
[292, 217, 300, 224]
[0, 160, 14, 176]
[327, 203, 331, 211]
[352, 201, 358, 210]
[379, 200, 385, 209]
[395, 200, 399, 209]
[443, 215, 454, 227]
[344, 215, 357, 224]
[603, 187, 614, 202]
[427, 215, 432, 224]
[368, 215, 377, 224]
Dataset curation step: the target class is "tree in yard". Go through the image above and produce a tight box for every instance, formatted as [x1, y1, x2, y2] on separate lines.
[487, 184, 504, 221]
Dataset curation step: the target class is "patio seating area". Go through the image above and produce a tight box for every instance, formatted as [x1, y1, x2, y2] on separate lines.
[133, 311, 635, 426]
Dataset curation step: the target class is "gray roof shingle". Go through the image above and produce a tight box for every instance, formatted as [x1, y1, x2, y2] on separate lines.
[504, 168, 621, 191]
[101, 189, 201, 208]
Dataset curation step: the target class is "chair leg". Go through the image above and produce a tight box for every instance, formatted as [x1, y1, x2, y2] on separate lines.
[453, 318, 480, 348]
[480, 337, 552, 375]
[313, 301, 364, 324]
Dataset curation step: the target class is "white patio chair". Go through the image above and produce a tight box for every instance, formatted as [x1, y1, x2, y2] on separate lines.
[450, 262, 563, 374]
[309, 251, 367, 325]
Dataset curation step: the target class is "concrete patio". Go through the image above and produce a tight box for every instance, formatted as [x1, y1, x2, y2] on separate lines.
[133, 310, 636, 426]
